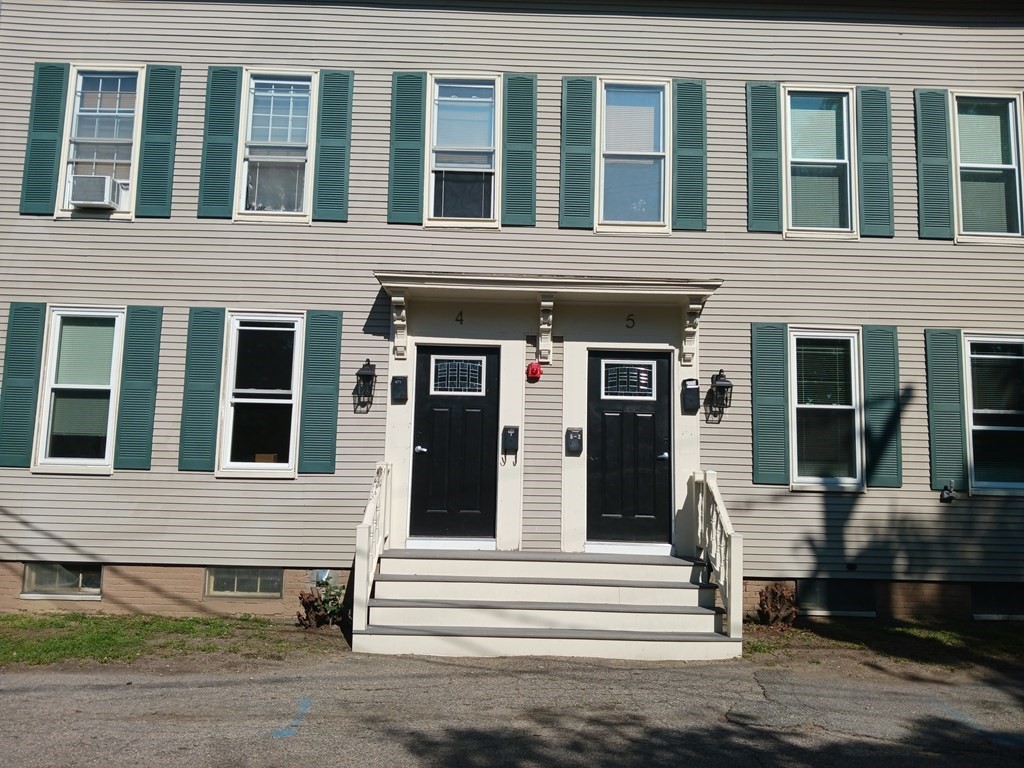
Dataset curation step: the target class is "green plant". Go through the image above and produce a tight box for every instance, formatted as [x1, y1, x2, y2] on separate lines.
[757, 582, 797, 628]
[296, 578, 346, 629]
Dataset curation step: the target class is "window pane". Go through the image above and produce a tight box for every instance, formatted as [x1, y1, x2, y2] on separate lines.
[603, 362, 655, 398]
[71, 141, 133, 181]
[208, 567, 283, 596]
[55, 317, 116, 386]
[434, 150, 494, 171]
[973, 429, 1024, 484]
[245, 161, 306, 213]
[796, 338, 852, 405]
[235, 328, 295, 391]
[435, 96, 495, 149]
[236, 570, 260, 593]
[433, 358, 484, 394]
[48, 390, 111, 459]
[212, 569, 236, 592]
[971, 354, 1024, 411]
[960, 169, 1021, 234]
[958, 98, 1014, 166]
[25, 563, 101, 595]
[791, 164, 850, 229]
[796, 408, 857, 478]
[259, 569, 284, 595]
[790, 93, 845, 160]
[230, 403, 293, 463]
[249, 79, 310, 145]
[432, 171, 493, 219]
[604, 85, 663, 153]
[602, 156, 664, 222]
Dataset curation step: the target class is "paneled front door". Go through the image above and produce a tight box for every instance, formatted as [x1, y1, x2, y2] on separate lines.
[409, 346, 500, 538]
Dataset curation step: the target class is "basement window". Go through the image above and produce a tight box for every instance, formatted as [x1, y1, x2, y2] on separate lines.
[206, 567, 283, 597]
[22, 562, 102, 598]
[797, 579, 876, 617]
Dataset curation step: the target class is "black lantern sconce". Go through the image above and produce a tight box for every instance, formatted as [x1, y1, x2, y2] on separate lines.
[354, 358, 377, 412]
[704, 369, 734, 423]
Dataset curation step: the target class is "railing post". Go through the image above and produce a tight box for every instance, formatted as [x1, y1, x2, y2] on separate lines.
[728, 534, 744, 638]
[353, 524, 370, 632]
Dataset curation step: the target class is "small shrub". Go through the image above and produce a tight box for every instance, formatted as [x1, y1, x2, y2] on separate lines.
[758, 582, 797, 628]
[296, 578, 346, 629]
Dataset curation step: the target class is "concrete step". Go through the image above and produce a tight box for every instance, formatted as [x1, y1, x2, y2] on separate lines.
[352, 625, 742, 661]
[373, 573, 715, 608]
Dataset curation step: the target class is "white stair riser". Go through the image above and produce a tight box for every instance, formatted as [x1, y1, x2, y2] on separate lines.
[374, 580, 714, 608]
[369, 606, 717, 632]
[353, 633, 742, 661]
[379, 559, 702, 583]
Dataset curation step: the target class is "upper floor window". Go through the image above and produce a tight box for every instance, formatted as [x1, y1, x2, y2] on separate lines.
[965, 337, 1024, 489]
[427, 75, 500, 224]
[598, 80, 669, 230]
[784, 87, 856, 236]
[237, 72, 316, 219]
[954, 95, 1023, 237]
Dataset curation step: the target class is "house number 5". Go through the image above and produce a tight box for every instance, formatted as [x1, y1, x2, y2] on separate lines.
[625, 314, 636, 329]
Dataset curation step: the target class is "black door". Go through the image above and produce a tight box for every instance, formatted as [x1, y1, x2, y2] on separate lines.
[587, 351, 673, 542]
[410, 346, 500, 538]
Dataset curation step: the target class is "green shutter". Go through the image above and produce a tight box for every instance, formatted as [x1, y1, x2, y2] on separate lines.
[387, 72, 426, 224]
[114, 306, 163, 470]
[20, 63, 70, 215]
[862, 325, 902, 487]
[197, 67, 242, 218]
[298, 310, 342, 474]
[0, 303, 46, 467]
[559, 76, 596, 229]
[915, 89, 954, 240]
[178, 307, 224, 471]
[502, 72, 537, 226]
[857, 87, 894, 237]
[746, 82, 782, 233]
[313, 69, 354, 222]
[136, 65, 181, 218]
[672, 79, 707, 231]
[751, 322, 790, 484]
[925, 329, 968, 491]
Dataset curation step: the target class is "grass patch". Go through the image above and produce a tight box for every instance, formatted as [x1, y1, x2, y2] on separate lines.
[0, 613, 342, 666]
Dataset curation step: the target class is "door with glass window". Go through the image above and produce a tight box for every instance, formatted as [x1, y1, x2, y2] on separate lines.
[586, 351, 672, 542]
[410, 346, 500, 538]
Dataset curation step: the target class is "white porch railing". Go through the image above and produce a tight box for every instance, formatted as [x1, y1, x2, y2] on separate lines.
[693, 469, 744, 638]
[353, 463, 393, 632]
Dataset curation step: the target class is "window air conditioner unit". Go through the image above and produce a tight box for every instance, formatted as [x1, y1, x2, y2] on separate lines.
[70, 175, 119, 209]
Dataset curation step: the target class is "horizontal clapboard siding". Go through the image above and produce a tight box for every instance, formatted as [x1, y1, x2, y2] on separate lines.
[0, 0, 1021, 579]
[522, 337, 563, 551]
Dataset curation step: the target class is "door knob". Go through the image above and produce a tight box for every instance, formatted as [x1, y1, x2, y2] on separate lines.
[414, 445, 428, 454]
[657, 452, 670, 460]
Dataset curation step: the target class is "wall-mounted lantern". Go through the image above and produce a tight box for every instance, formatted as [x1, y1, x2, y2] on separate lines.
[704, 369, 734, 423]
[355, 358, 377, 412]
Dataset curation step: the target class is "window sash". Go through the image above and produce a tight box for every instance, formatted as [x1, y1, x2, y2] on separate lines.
[24, 563, 102, 595]
[966, 337, 1024, 488]
[206, 567, 283, 596]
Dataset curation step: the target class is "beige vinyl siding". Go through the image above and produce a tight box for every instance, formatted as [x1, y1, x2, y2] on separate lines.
[0, 0, 1022, 578]
[522, 337, 564, 551]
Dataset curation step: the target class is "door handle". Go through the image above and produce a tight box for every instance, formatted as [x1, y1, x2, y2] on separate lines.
[414, 445, 429, 454]
[657, 452, 670, 460]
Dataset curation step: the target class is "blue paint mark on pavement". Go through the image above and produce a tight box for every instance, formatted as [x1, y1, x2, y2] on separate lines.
[936, 700, 1024, 750]
[273, 696, 312, 739]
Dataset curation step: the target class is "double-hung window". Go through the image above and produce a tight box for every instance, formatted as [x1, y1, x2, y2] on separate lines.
[953, 95, 1023, 237]
[219, 311, 303, 474]
[239, 73, 316, 218]
[60, 69, 143, 215]
[965, 337, 1024, 489]
[784, 88, 856, 235]
[598, 80, 670, 230]
[789, 329, 863, 487]
[36, 307, 125, 471]
[428, 76, 500, 223]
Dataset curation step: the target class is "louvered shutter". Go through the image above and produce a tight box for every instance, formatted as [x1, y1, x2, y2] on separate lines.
[502, 73, 537, 226]
[0, 303, 46, 467]
[197, 67, 242, 218]
[925, 329, 968, 490]
[178, 308, 224, 471]
[672, 79, 707, 231]
[136, 65, 181, 218]
[915, 89, 955, 240]
[559, 76, 596, 229]
[114, 306, 163, 469]
[20, 63, 70, 215]
[862, 325, 902, 487]
[313, 69, 354, 222]
[857, 87, 894, 237]
[387, 72, 426, 224]
[298, 311, 342, 474]
[746, 82, 782, 233]
[751, 322, 790, 484]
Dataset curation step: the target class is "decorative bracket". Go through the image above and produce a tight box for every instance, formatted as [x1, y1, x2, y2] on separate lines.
[680, 296, 705, 365]
[538, 294, 554, 364]
[391, 291, 407, 360]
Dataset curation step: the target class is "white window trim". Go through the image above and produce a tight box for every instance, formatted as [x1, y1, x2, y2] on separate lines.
[781, 84, 859, 241]
[788, 327, 865, 491]
[233, 68, 318, 224]
[595, 76, 672, 234]
[963, 333, 1024, 494]
[423, 72, 502, 229]
[32, 305, 126, 475]
[216, 310, 304, 478]
[54, 64, 146, 221]
[205, 566, 284, 598]
[950, 89, 1024, 245]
